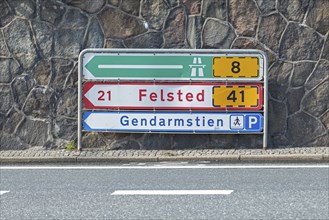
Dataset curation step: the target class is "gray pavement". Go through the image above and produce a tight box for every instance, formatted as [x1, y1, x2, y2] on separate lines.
[0, 146, 328, 164]
[1, 165, 328, 219]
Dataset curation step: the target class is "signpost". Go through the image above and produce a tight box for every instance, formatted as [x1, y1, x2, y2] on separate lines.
[78, 49, 268, 150]
[83, 82, 263, 110]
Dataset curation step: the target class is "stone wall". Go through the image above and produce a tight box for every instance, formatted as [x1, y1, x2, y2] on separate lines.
[0, 0, 328, 150]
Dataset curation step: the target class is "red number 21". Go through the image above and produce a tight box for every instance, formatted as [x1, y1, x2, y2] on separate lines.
[98, 90, 111, 101]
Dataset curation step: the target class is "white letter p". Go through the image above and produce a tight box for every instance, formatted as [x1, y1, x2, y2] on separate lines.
[248, 116, 258, 129]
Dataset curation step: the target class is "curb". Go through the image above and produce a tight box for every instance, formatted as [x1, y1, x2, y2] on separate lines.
[1, 154, 328, 164]
[239, 154, 326, 162]
[0, 157, 77, 164]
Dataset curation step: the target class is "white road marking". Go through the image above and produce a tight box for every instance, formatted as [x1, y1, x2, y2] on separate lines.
[0, 165, 328, 170]
[0, 191, 10, 195]
[111, 190, 233, 195]
[98, 65, 183, 69]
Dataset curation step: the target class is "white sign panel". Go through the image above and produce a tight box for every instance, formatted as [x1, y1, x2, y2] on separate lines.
[84, 82, 210, 109]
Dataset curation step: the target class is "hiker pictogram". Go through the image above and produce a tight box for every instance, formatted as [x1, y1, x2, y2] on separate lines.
[230, 115, 244, 129]
[234, 117, 241, 126]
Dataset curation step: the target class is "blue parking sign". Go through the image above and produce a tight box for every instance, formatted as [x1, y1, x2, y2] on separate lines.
[245, 114, 263, 131]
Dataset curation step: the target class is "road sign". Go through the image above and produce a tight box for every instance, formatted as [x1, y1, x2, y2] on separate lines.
[81, 50, 265, 81]
[83, 82, 263, 110]
[77, 49, 269, 150]
[83, 111, 263, 133]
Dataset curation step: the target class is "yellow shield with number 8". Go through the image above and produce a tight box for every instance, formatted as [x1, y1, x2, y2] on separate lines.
[213, 57, 259, 78]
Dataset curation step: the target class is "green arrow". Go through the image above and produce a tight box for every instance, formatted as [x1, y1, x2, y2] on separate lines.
[84, 55, 213, 79]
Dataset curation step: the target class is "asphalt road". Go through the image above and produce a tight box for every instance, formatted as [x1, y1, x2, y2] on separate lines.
[0, 163, 328, 219]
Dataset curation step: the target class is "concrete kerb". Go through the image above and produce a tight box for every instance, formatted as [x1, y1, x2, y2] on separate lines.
[1, 154, 328, 164]
[77, 155, 327, 163]
[0, 157, 77, 164]
[76, 157, 159, 163]
[239, 154, 326, 163]
[0, 156, 241, 164]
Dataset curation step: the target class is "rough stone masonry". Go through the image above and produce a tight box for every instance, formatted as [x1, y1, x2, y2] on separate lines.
[0, 0, 328, 150]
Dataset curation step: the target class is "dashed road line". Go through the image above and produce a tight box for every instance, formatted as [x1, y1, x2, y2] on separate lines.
[111, 190, 234, 195]
[0, 191, 10, 195]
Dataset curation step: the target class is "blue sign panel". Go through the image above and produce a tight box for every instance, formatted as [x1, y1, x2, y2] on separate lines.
[83, 111, 263, 133]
